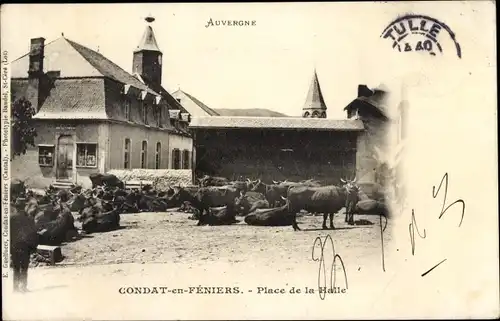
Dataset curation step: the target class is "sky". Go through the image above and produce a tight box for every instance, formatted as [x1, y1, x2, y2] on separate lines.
[1, 2, 495, 119]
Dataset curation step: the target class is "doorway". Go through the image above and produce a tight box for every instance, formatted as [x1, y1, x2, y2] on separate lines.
[56, 135, 74, 180]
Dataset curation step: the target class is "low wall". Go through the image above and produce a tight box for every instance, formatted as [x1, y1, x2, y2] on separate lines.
[107, 169, 193, 191]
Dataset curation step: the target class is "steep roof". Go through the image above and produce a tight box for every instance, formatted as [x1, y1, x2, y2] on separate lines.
[12, 78, 108, 120]
[11, 36, 160, 96]
[303, 69, 327, 111]
[11, 36, 188, 124]
[172, 89, 220, 116]
[344, 86, 389, 120]
[134, 26, 161, 53]
[189, 116, 364, 131]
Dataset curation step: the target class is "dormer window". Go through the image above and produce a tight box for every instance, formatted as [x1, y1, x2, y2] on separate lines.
[124, 98, 131, 121]
[142, 101, 148, 125]
[157, 106, 162, 127]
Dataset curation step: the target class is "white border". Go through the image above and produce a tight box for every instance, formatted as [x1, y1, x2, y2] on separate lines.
[1, 48, 11, 281]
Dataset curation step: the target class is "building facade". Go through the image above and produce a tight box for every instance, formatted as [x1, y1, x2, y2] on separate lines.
[11, 17, 194, 188]
[188, 73, 390, 184]
[190, 117, 363, 183]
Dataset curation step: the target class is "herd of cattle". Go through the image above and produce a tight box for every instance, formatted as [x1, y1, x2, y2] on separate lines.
[8, 173, 388, 292]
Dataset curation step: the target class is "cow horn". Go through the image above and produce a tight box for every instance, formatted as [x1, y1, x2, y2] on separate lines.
[352, 176, 357, 183]
[240, 191, 244, 197]
[340, 178, 346, 183]
[281, 196, 287, 201]
[272, 180, 278, 184]
[246, 178, 251, 183]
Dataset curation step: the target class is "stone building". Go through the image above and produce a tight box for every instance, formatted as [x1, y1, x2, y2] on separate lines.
[188, 71, 375, 184]
[11, 17, 193, 188]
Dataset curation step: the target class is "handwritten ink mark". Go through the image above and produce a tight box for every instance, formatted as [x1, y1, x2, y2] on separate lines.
[409, 209, 427, 256]
[421, 259, 447, 277]
[432, 173, 466, 227]
[311, 234, 348, 300]
[379, 214, 388, 272]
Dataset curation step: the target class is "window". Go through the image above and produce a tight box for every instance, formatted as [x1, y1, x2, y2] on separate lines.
[155, 142, 161, 169]
[124, 138, 131, 169]
[141, 140, 148, 169]
[182, 150, 190, 169]
[124, 98, 131, 121]
[142, 102, 148, 125]
[76, 143, 97, 167]
[156, 106, 162, 127]
[38, 145, 54, 166]
[172, 148, 181, 169]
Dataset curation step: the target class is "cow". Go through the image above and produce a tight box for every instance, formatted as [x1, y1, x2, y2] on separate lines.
[166, 186, 200, 208]
[197, 175, 230, 187]
[250, 180, 290, 207]
[251, 179, 320, 207]
[197, 204, 239, 226]
[37, 202, 77, 245]
[193, 186, 240, 224]
[11, 179, 26, 200]
[286, 181, 359, 231]
[10, 203, 39, 292]
[81, 209, 121, 234]
[244, 203, 293, 226]
[229, 179, 252, 194]
[352, 182, 389, 218]
[88, 173, 125, 189]
[234, 191, 269, 216]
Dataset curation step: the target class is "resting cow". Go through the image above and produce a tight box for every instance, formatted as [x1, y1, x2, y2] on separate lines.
[244, 204, 293, 226]
[287, 181, 359, 231]
[81, 209, 121, 234]
[234, 191, 269, 216]
[197, 204, 239, 226]
[88, 173, 125, 189]
[10, 204, 39, 292]
[197, 175, 230, 187]
[37, 202, 77, 245]
[193, 186, 240, 217]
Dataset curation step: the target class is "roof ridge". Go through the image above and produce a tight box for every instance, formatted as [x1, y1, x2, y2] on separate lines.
[181, 90, 220, 116]
[64, 38, 106, 77]
[64, 37, 161, 96]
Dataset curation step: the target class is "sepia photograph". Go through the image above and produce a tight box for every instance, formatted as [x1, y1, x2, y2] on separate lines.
[1, 2, 497, 320]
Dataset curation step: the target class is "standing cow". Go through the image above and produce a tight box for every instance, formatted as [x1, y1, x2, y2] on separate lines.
[10, 204, 39, 292]
[287, 181, 359, 231]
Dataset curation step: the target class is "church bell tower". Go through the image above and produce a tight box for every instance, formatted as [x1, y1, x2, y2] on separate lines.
[133, 15, 163, 86]
[302, 69, 327, 118]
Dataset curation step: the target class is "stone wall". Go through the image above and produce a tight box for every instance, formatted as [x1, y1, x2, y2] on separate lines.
[107, 169, 193, 191]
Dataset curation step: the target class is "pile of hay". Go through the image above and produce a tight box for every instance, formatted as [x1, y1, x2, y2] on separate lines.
[108, 169, 193, 191]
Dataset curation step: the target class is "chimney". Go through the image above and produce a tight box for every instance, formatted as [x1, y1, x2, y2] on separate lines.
[26, 37, 45, 112]
[28, 37, 45, 75]
[357, 84, 373, 98]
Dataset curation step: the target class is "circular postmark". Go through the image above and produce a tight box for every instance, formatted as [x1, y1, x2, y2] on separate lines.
[380, 14, 462, 58]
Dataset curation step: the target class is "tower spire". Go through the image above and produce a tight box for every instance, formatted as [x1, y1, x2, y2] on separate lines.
[132, 15, 163, 86]
[135, 15, 161, 53]
[302, 69, 327, 118]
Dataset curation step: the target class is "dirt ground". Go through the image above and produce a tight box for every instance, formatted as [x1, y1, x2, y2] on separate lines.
[4, 210, 394, 320]
[57, 209, 392, 268]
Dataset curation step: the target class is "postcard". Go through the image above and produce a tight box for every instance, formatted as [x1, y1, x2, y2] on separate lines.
[1, 2, 498, 320]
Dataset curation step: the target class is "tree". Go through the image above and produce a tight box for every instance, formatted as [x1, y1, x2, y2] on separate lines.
[11, 95, 37, 160]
